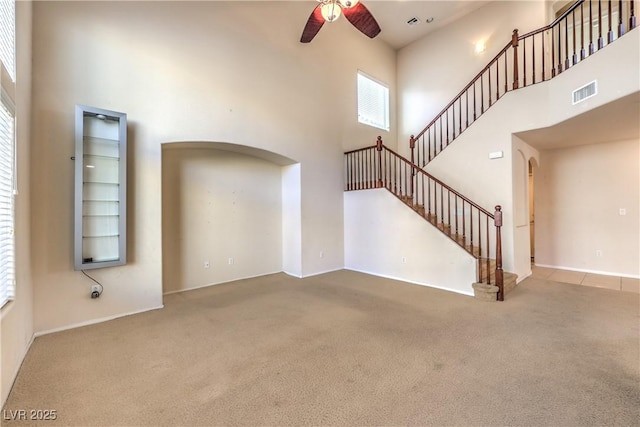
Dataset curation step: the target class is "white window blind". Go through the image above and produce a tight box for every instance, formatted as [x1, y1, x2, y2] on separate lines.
[357, 71, 389, 132]
[0, 92, 15, 308]
[0, 0, 15, 81]
[0, 0, 15, 308]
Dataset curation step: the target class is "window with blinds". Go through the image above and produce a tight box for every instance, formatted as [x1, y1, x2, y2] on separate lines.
[0, 0, 15, 82]
[1, 0, 15, 308]
[357, 71, 389, 132]
[0, 91, 15, 308]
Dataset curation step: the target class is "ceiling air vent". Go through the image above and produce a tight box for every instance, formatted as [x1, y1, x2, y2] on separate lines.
[407, 17, 420, 26]
[572, 80, 597, 105]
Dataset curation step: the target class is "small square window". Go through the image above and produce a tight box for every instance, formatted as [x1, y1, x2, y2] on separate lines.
[357, 71, 389, 132]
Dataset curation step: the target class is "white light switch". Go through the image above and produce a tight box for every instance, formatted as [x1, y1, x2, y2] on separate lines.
[489, 151, 503, 159]
[619, 208, 626, 216]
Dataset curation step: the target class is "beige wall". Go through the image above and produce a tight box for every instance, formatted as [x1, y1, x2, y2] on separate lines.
[1, 1, 33, 406]
[162, 147, 284, 293]
[535, 139, 640, 276]
[397, 1, 548, 155]
[29, 1, 396, 333]
[344, 189, 477, 295]
[282, 163, 302, 277]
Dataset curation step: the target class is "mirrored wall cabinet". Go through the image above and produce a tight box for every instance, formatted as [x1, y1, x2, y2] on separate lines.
[74, 105, 127, 270]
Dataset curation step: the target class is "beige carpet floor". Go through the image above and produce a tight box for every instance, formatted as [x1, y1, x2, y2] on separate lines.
[3, 270, 639, 426]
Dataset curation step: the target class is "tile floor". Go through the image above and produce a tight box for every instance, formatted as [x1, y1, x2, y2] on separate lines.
[531, 265, 640, 293]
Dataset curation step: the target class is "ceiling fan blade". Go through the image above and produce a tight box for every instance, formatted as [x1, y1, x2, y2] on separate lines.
[343, 2, 381, 39]
[300, 5, 325, 43]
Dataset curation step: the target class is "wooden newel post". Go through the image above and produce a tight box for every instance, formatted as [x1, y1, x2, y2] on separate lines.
[376, 136, 383, 188]
[512, 29, 519, 90]
[409, 135, 416, 197]
[494, 205, 504, 301]
[409, 135, 416, 166]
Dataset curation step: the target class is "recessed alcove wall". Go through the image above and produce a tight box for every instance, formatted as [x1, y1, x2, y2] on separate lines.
[161, 142, 300, 294]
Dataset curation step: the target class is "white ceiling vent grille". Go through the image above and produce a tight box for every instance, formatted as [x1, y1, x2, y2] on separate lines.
[572, 80, 597, 105]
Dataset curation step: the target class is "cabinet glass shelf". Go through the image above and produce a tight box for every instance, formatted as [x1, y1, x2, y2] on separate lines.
[74, 105, 127, 270]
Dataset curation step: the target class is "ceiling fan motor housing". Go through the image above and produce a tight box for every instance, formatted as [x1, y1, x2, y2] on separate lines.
[301, 0, 379, 43]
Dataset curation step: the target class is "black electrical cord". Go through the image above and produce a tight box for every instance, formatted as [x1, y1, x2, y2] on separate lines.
[81, 270, 103, 296]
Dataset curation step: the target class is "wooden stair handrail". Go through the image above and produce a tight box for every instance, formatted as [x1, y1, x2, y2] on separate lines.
[413, 40, 512, 141]
[381, 144, 494, 218]
[345, 145, 377, 155]
[548, 0, 585, 28]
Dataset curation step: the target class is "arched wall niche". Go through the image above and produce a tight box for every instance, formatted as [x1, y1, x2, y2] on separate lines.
[162, 140, 298, 165]
[161, 141, 302, 294]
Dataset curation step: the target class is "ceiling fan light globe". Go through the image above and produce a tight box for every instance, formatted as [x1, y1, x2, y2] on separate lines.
[338, 0, 359, 8]
[321, 2, 341, 22]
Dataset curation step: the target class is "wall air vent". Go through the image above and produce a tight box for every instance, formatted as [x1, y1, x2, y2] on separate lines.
[572, 80, 597, 105]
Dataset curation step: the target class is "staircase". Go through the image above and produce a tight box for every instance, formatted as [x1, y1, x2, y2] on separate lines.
[345, 137, 513, 301]
[344, 0, 637, 301]
[410, 0, 637, 168]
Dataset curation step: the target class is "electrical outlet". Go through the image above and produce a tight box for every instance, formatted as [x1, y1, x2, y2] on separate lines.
[319, 251, 324, 258]
[203, 261, 210, 269]
[90, 285, 101, 299]
[596, 250, 602, 257]
[228, 257, 234, 265]
[401, 256, 407, 264]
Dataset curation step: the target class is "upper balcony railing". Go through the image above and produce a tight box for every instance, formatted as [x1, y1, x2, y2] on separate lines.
[411, 0, 637, 168]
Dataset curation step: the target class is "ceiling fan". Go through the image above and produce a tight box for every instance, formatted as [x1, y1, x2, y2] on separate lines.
[300, 0, 381, 43]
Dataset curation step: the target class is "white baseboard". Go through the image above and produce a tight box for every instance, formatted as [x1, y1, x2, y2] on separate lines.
[344, 268, 474, 297]
[34, 305, 164, 338]
[300, 268, 343, 278]
[534, 264, 640, 279]
[282, 270, 302, 278]
[517, 271, 532, 283]
[163, 269, 353, 288]
[162, 271, 283, 295]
